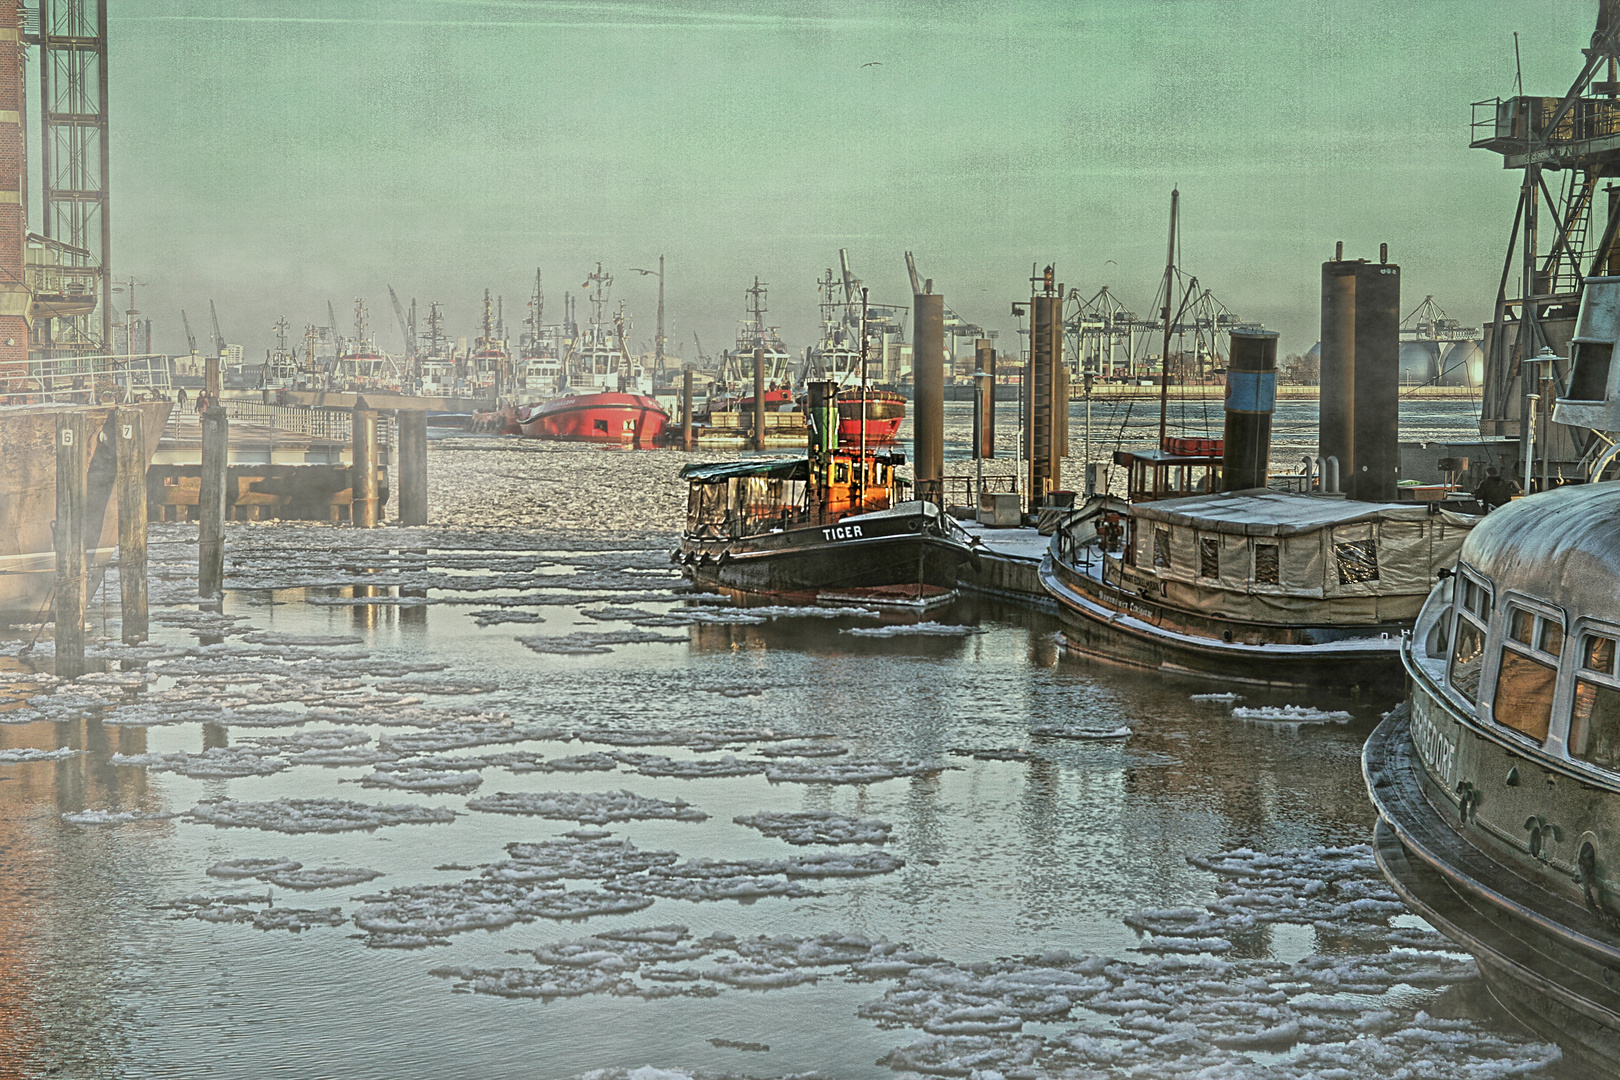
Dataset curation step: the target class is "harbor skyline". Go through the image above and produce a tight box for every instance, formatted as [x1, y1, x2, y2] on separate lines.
[112, 0, 1593, 359]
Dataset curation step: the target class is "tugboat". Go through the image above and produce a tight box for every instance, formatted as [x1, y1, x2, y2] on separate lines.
[676, 381, 977, 599]
[515, 264, 668, 445]
[806, 257, 907, 445]
[1366, 273, 1620, 1072]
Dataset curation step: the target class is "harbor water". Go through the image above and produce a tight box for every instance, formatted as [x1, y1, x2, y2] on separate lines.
[0, 397, 1568, 1079]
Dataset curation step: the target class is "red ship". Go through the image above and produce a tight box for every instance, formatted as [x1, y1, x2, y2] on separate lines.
[835, 387, 905, 445]
[518, 391, 669, 445]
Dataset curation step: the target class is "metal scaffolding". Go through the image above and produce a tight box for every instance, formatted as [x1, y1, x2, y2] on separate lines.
[27, 0, 111, 356]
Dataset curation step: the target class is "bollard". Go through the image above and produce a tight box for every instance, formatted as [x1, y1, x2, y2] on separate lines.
[681, 368, 693, 450]
[114, 406, 149, 643]
[351, 407, 379, 527]
[397, 410, 428, 526]
[752, 347, 766, 451]
[198, 405, 228, 597]
[54, 411, 87, 678]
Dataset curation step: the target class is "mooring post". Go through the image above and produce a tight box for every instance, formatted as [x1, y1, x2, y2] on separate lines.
[198, 405, 228, 598]
[54, 411, 87, 679]
[397, 410, 428, 526]
[681, 368, 694, 450]
[752, 347, 766, 451]
[351, 405, 379, 527]
[114, 406, 149, 643]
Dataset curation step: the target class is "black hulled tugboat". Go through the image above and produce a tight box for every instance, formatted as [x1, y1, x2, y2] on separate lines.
[675, 380, 977, 602]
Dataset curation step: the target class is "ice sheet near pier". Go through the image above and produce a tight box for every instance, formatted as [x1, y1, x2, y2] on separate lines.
[0, 402, 1569, 1079]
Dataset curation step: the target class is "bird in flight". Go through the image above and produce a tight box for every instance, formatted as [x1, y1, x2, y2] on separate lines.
[862, 61, 882, 67]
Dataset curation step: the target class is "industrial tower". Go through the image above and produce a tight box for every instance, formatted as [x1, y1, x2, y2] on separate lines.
[27, 0, 113, 355]
[1472, 0, 1620, 472]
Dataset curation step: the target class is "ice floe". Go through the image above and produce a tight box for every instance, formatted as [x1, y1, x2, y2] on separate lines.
[466, 789, 709, 824]
[842, 621, 984, 637]
[0, 746, 81, 763]
[1230, 704, 1355, 724]
[185, 797, 457, 833]
[762, 757, 946, 785]
[359, 768, 484, 793]
[60, 808, 177, 825]
[111, 747, 287, 778]
[611, 752, 765, 779]
[732, 811, 892, 846]
[517, 630, 688, 655]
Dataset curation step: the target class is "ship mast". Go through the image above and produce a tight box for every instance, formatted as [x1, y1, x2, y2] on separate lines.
[1156, 188, 1179, 451]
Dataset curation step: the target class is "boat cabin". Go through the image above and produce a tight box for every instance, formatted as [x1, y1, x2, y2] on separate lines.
[681, 448, 907, 541]
[1418, 483, 1620, 783]
[1087, 489, 1473, 626]
[1113, 442, 1225, 502]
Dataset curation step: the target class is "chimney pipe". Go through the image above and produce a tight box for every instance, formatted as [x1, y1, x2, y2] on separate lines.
[1221, 329, 1279, 491]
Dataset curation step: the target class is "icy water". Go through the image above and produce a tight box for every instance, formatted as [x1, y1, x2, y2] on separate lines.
[0, 397, 1569, 1079]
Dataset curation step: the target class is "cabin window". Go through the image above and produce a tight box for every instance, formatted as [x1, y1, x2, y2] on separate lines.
[1584, 633, 1617, 676]
[1198, 538, 1219, 579]
[1254, 543, 1279, 585]
[1492, 605, 1565, 743]
[1450, 616, 1486, 702]
[1334, 538, 1379, 584]
[1461, 577, 1492, 619]
[1571, 676, 1620, 770]
[834, 463, 849, 484]
[1493, 650, 1556, 742]
[1153, 529, 1171, 570]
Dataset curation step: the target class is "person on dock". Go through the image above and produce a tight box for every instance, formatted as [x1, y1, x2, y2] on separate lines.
[1473, 467, 1519, 513]
[176, 386, 188, 409]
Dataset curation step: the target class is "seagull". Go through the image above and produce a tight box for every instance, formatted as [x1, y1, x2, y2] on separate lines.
[862, 61, 882, 67]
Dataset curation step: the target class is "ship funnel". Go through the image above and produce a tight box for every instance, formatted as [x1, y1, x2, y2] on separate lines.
[1319, 248, 1400, 501]
[805, 380, 838, 458]
[1552, 276, 1620, 434]
[1221, 329, 1278, 491]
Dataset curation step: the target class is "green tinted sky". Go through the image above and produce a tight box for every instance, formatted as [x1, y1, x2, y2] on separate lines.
[102, 0, 1598, 359]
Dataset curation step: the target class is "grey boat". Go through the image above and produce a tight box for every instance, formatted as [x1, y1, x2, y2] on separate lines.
[1366, 482, 1620, 1072]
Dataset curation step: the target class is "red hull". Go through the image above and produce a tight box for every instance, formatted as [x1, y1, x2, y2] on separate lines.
[518, 392, 669, 445]
[834, 390, 905, 446]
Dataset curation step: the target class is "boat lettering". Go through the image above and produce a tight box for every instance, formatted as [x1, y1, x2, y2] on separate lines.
[821, 525, 864, 541]
[1411, 703, 1456, 779]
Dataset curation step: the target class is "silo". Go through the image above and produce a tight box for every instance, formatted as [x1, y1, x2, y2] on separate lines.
[1398, 341, 1440, 385]
[1440, 340, 1485, 388]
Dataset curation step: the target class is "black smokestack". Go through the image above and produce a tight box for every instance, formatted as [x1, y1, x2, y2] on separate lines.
[1222, 329, 1279, 491]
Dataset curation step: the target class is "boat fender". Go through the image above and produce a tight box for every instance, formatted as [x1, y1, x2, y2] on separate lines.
[717, 550, 731, 565]
[669, 549, 680, 564]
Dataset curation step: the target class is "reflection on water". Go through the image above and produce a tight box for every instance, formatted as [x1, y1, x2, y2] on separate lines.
[0, 399, 1570, 1078]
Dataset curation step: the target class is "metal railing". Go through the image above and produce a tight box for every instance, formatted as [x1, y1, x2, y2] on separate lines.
[221, 399, 395, 446]
[0, 352, 172, 405]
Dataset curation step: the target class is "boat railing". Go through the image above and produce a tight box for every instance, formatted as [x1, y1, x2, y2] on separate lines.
[0, 352, 173, 405]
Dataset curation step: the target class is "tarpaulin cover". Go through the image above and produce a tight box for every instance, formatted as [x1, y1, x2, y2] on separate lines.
[679, 457, 808, 483]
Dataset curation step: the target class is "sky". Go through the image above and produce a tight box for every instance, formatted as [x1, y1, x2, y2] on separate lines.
[72, 0, 1603, 362]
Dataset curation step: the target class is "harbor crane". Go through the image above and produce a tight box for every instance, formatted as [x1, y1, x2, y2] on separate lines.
[180, 309, 198, 356]
[387, 285, 415, 358]
[209, 300, 225, 358]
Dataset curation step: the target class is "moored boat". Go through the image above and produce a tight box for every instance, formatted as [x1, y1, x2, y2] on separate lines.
[676, 380, 977, 598]
[1365, 481, 1620, 1072]
[835, 386, 905, 446]
[1043, 323, 1476, 690]
[517, 391, 667, 445]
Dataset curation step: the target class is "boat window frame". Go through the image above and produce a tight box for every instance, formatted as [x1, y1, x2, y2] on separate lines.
[1488, 593, 1569, 751]
[1563, 617, 1620, 774]
[1446, 565, 1492, 707]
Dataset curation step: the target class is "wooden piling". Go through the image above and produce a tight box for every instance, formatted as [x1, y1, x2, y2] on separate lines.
[752, 347, 766, 451]
[114, 406, 149, 643]
[351, 406, 379, 527]
[204, 355, 221, 402]
[54, 411, 87, 679]
[397, 410, 428, 525]
[199, 405, 228, 597]
[681, 369, 693, 450]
